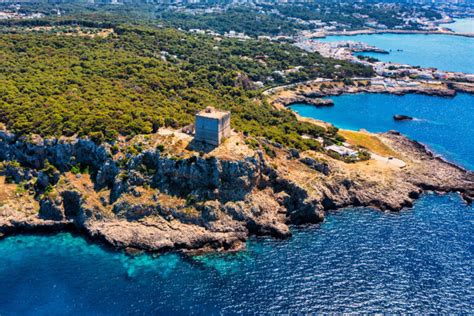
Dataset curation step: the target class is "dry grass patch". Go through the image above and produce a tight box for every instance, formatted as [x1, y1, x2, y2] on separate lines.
[339, 130, 397, 157]
[0, 176, 17, 201]
[0, 176, 39, 215]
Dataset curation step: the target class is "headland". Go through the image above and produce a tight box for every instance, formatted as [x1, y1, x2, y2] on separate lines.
[1, 120, 472, 254]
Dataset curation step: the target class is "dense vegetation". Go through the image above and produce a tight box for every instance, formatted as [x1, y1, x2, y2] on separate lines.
[0, 0, 449, 149]
[0, 23, 372, 149]
[0, 0, 448, 38]
[161, 8, 304, 37]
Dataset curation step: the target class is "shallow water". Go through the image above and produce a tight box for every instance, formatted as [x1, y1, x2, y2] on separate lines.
[439, 18, 474, 34]
[291, 93, 474, 170]
[317, 33, 474, 73]
[0, 194, 472, 314]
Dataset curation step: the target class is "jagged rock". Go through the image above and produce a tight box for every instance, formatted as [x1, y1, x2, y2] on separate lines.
[4, 165, 34, 184]
[200, 201, 220, 222]
[276, 95, 334, 107]
[300, 157, 330, 175]
[461, 192, 473, 204]
[36, 171, 50, 190]
[61, 190, 80, 215]
[288, 148, 300, 159]
[95, 160, 119, 189]
[393, 114, 413, 121]
[0, 132, 111, 173]
[113, 201, 157, 221]
[1, 130, 473, 254]
[39, 196, 65, 221]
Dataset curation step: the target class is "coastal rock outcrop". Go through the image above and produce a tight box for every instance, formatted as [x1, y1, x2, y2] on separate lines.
[274, 95, 334, 108]
[0, 129, 473, 254]
[393, 115, 414, 121]
[267, 78, 460, 109]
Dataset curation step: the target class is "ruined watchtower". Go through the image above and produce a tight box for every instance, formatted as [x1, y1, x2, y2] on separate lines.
[194, 107, 231, 146]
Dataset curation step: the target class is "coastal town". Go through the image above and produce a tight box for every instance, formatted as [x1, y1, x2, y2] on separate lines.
[293, 37, 474, 84]
[1, 0, 473, 37]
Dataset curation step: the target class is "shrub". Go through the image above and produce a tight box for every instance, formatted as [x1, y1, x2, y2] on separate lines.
[71, 164, 89, 175]
[71, 165, 81, 175]
[358, 150, 371, 161]
[89, 131, 105, 145]
[263, 144, 277, 158]
[186, 194, 198, 206]
[156, 144, 165, 152]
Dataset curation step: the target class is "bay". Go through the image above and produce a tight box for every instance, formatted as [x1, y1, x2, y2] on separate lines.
[439, 18, 474, 34]
[317, 33, 474, 73]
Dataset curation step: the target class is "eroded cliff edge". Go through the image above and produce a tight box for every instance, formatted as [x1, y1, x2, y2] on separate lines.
[0, 128, 473, 254]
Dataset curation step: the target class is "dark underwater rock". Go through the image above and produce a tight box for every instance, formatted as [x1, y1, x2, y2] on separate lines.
[393, 114, 414, 121]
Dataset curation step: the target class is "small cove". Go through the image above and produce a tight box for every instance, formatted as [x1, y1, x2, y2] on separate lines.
[290, 93, 474, 170]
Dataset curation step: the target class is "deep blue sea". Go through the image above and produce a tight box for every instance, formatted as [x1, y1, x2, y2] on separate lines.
[0, 193, 472, 314]
[1, 34, 474, 314]
[318, 33, 474, 73]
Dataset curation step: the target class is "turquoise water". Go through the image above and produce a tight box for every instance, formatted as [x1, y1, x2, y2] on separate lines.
[440, 18, 474, 34]
[318, 34, 474, 73]
[0, 193, 472, 314]
[291, 93, 474, 170]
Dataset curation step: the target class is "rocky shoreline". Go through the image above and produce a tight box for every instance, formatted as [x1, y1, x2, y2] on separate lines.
[0, 127, 473, 254]
[320, 29, 474, 38]
[266, 78, 474, 110]
[273, 95, 335, 108]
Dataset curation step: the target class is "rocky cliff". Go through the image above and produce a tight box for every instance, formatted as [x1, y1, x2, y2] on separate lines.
[266, 79, 461, 110]
[0, 129, 473, 254]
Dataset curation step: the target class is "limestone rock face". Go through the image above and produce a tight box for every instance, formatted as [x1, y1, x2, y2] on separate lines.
[300, 157, 330, 175]
[0, 131, 111, 174]
[96, 160, 119, 189]
[39, 197, 65, 221]
[1, 130, 473, 253]
[4, 164, 35, 183]
[275, 96, 335, 108]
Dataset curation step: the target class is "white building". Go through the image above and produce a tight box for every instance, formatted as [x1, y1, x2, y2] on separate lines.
[325, 145, 358, 157]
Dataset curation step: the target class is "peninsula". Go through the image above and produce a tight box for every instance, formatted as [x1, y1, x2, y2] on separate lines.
[1, 115, 473, 254]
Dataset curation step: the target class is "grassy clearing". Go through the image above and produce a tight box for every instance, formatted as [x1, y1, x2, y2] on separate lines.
[339, 130, 397, 157]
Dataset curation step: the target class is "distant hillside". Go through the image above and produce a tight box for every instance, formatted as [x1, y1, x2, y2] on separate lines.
[0, 0, 449, 36]
[0, 23, 373, 148]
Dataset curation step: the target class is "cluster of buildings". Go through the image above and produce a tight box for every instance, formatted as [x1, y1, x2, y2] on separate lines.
[0, 4, 49, 19]
[189, 28, 251, 40]
[223, 30, 251, 40]
[294, 35, 474, 86]
[188, 28, 220, 37]
[0, 10, 44, 20]
[373, 63, 474, 82]
[370, 78, 421, 88]
[294, 39, 385, 60]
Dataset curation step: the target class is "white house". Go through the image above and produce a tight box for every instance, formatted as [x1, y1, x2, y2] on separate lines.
[325, 145, 358, 157]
